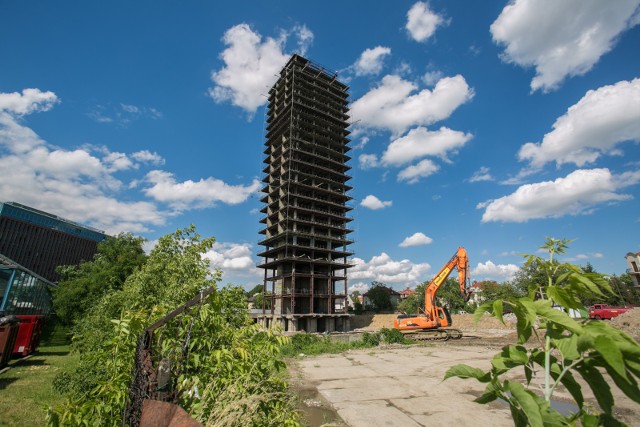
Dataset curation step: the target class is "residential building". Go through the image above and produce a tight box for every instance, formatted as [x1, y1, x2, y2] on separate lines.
[399, 287, 416, 300]
[363, 285, 401, 310]
[257, 55, 353, 332]
[625, 252, 640, 287]
[0, 202, 107, 282]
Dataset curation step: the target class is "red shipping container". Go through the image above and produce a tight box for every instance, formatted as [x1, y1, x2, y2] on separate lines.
[13, 315, 45, 356]
[0, 321, 19, 367]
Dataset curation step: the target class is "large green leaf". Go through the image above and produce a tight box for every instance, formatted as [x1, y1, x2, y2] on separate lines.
[504, 345, 529, 365]
[599, 358, 640, 404]
[594, 335, 628, 382]
[513, 302, 534, 344]
[552, 331, 581, 361]
[493, 299, 504, 325]
[444, 364, 491, 382]
[474, 381, 500, 404]
[533, 300, 583, 334]
[473, 302, 493, 323]
[505, 380, 543, 426]
[547, 285, 582, 310]
[567, 273, 606, 298]
[575, 361, 614, 413]
[555, 369, 584, 409]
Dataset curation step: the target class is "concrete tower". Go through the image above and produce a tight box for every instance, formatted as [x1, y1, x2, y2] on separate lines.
[258, 55, 353, 332]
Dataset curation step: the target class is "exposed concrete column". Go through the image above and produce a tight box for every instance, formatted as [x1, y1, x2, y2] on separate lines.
[307, 317, 318, 333]
[327, 318, 336, 333]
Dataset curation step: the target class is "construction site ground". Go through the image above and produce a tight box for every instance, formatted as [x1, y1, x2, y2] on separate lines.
[289, 312, 640, 427]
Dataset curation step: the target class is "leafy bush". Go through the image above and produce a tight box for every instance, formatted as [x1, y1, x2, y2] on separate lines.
[445, 238, 640, 426]
[379, 328, 407, 344]
[361, 332, 380, 346]
[47, 226, 299, 426]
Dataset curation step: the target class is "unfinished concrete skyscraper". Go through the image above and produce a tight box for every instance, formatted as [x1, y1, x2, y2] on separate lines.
[258, 54, 353, 332]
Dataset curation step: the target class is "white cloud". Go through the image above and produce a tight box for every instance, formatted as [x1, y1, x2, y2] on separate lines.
[565, 252, 604, 262]
[399, 232, 433, 247]
[205, 242, 258, 272]
[103, 152, 135, 172]
[354, 46, 392, 76]
[406, 1, 447, 42]
[143, 170, 262, 210]
[352, 136, 369, 150]
[382, 126, 473, 166]
[209, 23, 314, 115]
[491, 0, 640, 92]
[472, 261, 520, 281]
[360, 195, 392, 210]
[89, 103, 162, 125]
[422, 70, 443, 86]
[0, 88, 59, 115]
[0, 90, 170, 234]
[132, 150, 165, 166]
[358, 153, 379, 169]
[469, 166, 494, 183]
[519, 78, 640, 168]
[350, 252, 431, 287]
[350, 74, 473, 136]
[348, 283, 371, 295]
[292, 24, 314, 55]
[479, 168, 639, 223]
[397, 159, 439, 184]
[0, 88, 260, 235]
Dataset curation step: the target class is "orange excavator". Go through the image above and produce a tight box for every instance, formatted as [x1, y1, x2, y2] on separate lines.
[394, 247, 471, 340]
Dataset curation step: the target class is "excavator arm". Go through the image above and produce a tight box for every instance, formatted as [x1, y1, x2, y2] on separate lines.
[424, 247, 470, 321]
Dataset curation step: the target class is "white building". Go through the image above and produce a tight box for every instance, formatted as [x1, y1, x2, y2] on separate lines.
[625, 252, 640, 287]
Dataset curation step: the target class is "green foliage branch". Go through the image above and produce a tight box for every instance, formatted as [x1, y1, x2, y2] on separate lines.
[47, 226, 299, 426]
[445, 238, 640, 426]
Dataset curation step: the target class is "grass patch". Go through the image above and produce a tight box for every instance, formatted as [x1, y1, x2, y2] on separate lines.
[0, 320, 76, 427]
[280, 328, 412, 357]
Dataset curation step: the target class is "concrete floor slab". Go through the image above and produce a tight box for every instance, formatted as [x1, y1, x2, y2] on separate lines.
[332, 400, 422, 427]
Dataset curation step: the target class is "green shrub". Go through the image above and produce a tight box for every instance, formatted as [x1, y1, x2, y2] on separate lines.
[361, 332, 380, 346]
[379, 328, 406, 344]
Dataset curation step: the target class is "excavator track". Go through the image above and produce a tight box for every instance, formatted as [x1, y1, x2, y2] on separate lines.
[401, 328, 463, 341]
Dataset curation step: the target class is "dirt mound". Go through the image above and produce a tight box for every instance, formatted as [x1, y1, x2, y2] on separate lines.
[609, 308, 640, 341]
[350, 313, 396, 331]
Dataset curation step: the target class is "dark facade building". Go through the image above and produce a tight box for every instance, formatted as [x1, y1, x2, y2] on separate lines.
[0, 202, 107, 282]
[258, 55, 353, 332]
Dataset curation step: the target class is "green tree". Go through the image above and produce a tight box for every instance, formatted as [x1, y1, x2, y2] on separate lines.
[397, 283, 426, 314]
[445, 238, 640, 426]
[254, 290, 272, 310]
[49, 225, 300, 426]
[472, 281, 524, 308]
[52, 233, 147, 325]
[365, 282, 393, 312]
[245, 284, 264, 297]
[436, 278, 471, 312]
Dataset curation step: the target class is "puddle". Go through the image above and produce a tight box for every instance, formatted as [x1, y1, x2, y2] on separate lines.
[296, 389, 345, 426]
[497, 397, 579, 416]
[550, 399, 579, 416]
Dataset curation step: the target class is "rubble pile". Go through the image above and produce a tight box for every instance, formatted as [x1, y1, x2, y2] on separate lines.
[608, 308, 640, 341]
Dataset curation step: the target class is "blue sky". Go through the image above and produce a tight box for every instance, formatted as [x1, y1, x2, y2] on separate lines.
[1, 1, 639, 292]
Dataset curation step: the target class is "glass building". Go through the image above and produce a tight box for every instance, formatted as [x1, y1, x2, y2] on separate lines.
[0, 254, 55, 316]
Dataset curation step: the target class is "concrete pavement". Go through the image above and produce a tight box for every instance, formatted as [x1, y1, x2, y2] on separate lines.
[296, 345, 514, 427]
